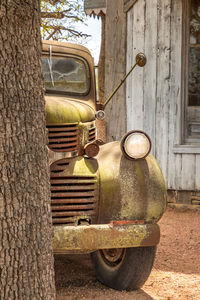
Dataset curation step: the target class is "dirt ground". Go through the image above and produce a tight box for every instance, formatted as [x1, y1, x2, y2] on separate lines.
[55, 208, 200, 300]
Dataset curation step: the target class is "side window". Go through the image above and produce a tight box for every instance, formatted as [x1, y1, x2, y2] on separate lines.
[185, 0, 200, 142]
[189, 0, 200, 106]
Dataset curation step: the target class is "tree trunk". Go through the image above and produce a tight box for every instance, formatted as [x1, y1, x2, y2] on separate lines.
[0, 1, 55, 299]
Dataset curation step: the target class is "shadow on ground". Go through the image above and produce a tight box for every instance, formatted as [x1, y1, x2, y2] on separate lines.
[55, 254, 154, 299]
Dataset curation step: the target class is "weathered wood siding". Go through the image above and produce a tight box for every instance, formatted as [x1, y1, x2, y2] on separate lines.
[126, 0, 200, 190]
[104, 0, 127, 142]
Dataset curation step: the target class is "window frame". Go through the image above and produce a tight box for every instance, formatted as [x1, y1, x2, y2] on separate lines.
[42, 52, 91, 97]
[181, 0, 200, 145]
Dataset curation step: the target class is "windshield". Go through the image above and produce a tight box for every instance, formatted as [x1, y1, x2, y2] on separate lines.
[42, 55, 90, 95]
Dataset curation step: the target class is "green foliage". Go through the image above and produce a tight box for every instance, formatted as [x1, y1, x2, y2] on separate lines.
[41, 0, 90, 41]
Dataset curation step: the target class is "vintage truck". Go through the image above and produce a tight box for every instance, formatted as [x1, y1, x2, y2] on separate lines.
[42, 40, 167, 291]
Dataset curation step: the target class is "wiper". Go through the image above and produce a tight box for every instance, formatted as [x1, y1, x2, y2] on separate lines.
[47, 45, 54, 87]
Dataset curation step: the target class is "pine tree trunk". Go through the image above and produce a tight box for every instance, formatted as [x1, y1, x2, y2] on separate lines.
[0, 1, 55, 299]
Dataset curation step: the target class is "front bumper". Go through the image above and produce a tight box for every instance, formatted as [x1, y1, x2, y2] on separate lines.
[53, 221, 160, 253]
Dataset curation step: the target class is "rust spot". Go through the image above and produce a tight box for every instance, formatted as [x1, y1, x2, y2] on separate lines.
[84, 142, 99, 158]
[110, 220, 145, 227]
[88, 127, 96, 142]
[50, 159, 99, 225]
[140, 225, 160, 246]
[53, 223, 160, 251]
[47, 123, 78, 152]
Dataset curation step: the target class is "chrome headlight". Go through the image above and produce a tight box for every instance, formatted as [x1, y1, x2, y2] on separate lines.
[121, 131, 151, 160]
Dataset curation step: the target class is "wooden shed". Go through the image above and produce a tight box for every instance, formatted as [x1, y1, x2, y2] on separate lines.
[84, 0, 200, 206]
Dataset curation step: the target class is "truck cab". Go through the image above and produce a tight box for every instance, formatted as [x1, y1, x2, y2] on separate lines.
[42, 40, 167, 291]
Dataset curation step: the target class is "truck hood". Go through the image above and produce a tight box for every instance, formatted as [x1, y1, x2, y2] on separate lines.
[45, 96, 95, 124]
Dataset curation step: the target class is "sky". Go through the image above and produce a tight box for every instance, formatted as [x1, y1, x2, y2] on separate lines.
[76, 16, 102, 64]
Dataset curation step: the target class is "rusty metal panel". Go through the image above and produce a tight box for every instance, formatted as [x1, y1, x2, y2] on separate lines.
[51, 198, 97, 204]
[50, 157, 99, 226]
[88, 127, 96, 142]
[51, 204, 95, 211]
[52, 210, 95, 217]
[53, 222, 160, 252]
[47, 121, 96, 155]
[97, 142, 167, 224]
[47, 123, 78, 152]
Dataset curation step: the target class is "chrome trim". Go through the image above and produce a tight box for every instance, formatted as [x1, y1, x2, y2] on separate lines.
[64, 150, 79, 158]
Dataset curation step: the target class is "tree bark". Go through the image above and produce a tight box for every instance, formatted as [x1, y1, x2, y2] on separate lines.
[0, 1, 55, 299]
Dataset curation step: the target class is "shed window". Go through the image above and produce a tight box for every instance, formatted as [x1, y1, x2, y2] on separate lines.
[184, 0, 200, 142]
[188, 1, 200, 106]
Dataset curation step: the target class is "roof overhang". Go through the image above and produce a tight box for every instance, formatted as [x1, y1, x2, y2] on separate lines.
[84, 0, 106, 16]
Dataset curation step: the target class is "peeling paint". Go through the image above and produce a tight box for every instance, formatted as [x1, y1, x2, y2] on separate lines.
[97, 142, 167, 223]
[53, 223, 160, 252]
[46, 97, 95, 124]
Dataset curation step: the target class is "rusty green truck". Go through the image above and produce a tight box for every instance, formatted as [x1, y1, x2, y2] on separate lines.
[42, 40, 167, 291]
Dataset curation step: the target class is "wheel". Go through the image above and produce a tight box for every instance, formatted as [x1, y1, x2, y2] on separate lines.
[91, 246, 156, 291]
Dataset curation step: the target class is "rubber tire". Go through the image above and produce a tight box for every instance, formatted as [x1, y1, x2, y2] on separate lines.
[91, 246, 156, 291]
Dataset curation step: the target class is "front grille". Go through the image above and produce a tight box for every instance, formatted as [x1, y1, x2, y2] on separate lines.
[88, 127, 96, 142]
[47, 124, 78, 152]
[50, 159, 98, 225]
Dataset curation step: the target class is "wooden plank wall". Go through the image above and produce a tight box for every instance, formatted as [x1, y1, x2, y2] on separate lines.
[126, 0, 200, 190]
[104, 0, 127, 142]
